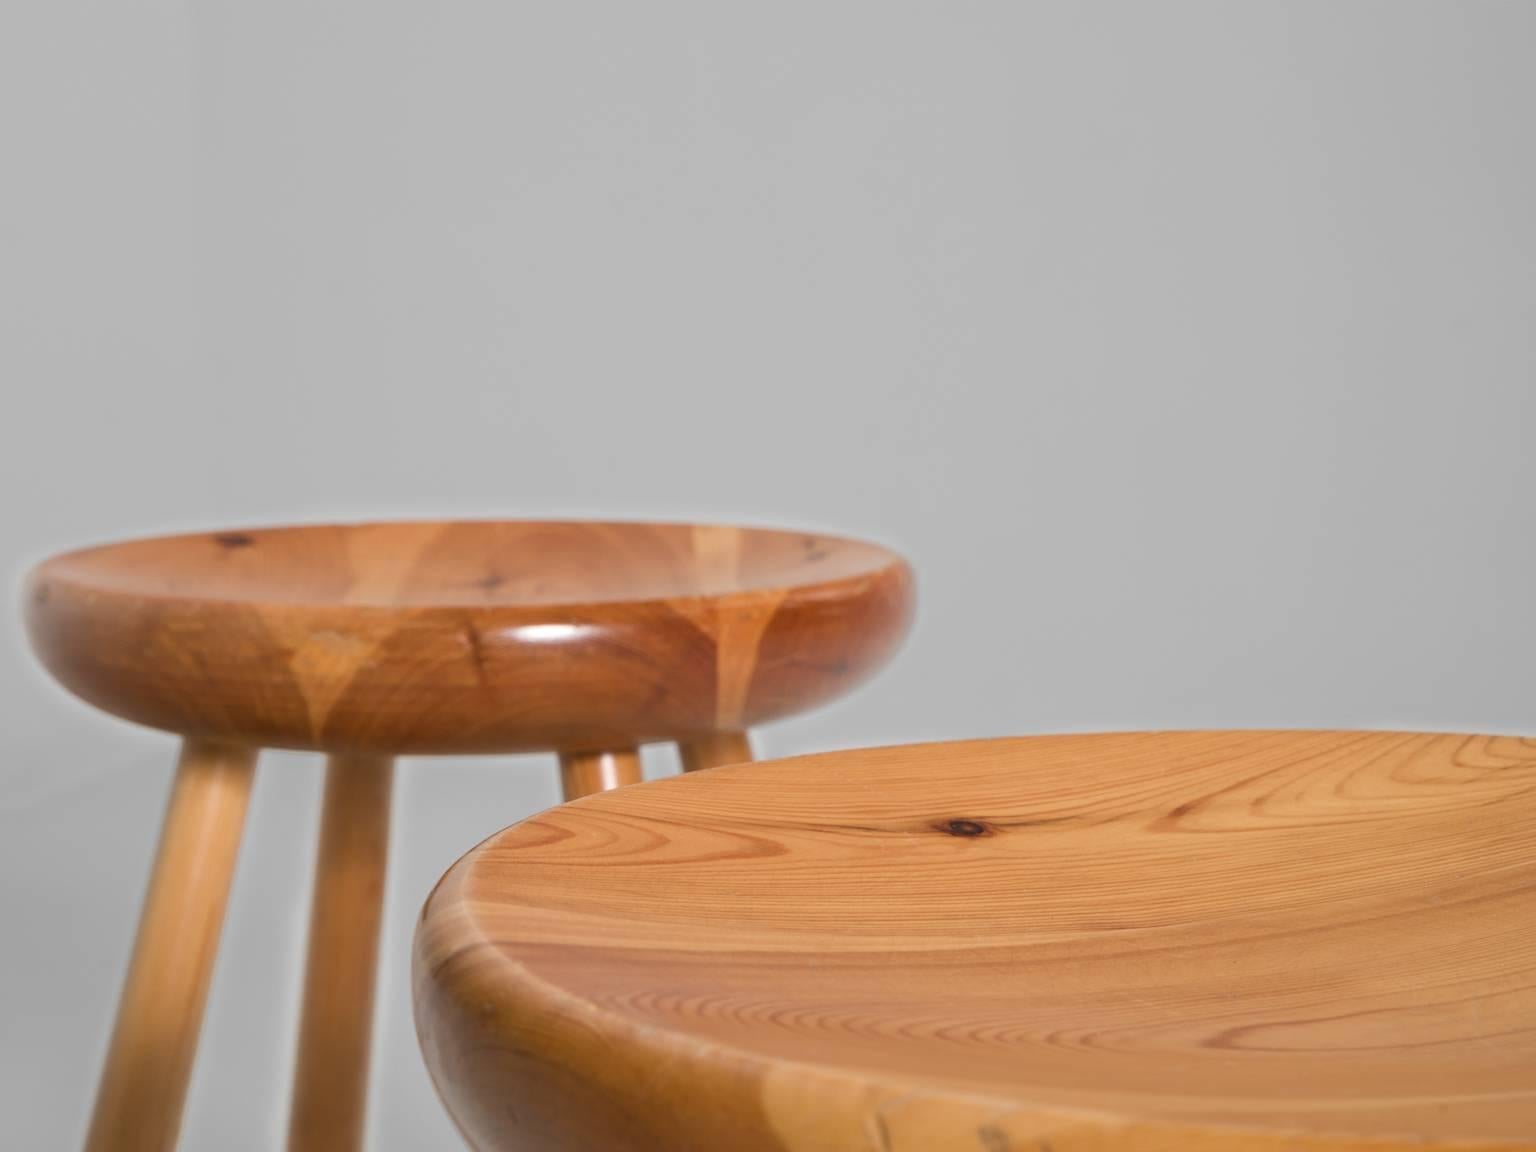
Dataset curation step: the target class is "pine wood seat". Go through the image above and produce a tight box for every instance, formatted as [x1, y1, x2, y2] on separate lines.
[414, 730, 1536, 1152]
[24, 519, 913, 1152]
[27, 520, 913, 754]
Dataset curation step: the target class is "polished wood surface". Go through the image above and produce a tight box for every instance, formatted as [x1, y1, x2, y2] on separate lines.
[559, 748, 642, 799]
[26, 520, 914, 754]
[29, 519, 913, 1150]
[416, 731, 1536, 1152]
[678, 729, 753, 773]
[86, 740, 255, 1152]
[288, 754, 393, 1152]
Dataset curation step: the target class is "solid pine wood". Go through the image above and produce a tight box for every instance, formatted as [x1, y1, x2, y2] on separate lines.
[415, 730, 1536, 1152]
[678, 729, 752, 773]
[26, 521, 914, 754]
[558, 748, 642, 799]
[27, 519, 914, 1152]
[85, 740, 255, 1152]
[287, 753, 393, 1152]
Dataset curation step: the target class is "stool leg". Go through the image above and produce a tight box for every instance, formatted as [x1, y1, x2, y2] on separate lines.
[85, 738, 256, 1152]
[678, 730, 754, 773]
[559, 748, 642, 800]
[287, 754, 394, 1152]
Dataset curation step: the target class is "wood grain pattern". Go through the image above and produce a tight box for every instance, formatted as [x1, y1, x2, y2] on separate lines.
[287, 753, 393, 1152]
[415, 731, 1536, 1152]
[86, 740, 255, 1152]
[25, 520, 914, 754]
[26, 519, 913, 1152]
[558, 748, 642, 799]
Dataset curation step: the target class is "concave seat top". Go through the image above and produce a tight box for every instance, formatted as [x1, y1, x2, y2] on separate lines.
[415, 730, 1536, 1152]
[26, 520, 912, 753]
[31, 520, 901, 606]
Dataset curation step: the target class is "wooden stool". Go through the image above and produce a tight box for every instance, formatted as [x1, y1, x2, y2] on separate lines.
[25, 520, 914, 1152]
[415, 730, 1536, 1151]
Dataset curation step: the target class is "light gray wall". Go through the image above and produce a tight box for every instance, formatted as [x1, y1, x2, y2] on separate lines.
[4, 1, 1535, 1147]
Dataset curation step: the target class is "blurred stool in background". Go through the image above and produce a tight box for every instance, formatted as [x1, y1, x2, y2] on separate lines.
[25, 519, 914, 1152]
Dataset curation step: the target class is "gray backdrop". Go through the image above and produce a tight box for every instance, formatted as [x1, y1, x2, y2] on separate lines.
[4, 1, 1535, 1147]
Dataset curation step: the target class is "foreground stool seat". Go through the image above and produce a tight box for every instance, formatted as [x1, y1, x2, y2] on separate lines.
[415, 730, 1536, 1152]
[25, 519, 913, 1152]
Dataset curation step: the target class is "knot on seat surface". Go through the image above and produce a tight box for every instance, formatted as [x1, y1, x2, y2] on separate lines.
[415, 730, 1536, 1152]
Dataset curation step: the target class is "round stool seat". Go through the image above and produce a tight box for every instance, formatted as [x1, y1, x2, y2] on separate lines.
[26, 520, 912, 754]
[415, 730, 1536, 1151]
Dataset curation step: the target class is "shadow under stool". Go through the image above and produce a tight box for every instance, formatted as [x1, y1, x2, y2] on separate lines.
[24, 519, 914, 1152]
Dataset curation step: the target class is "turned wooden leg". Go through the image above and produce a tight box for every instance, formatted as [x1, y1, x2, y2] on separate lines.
[85, 739, 256, 1152]
[678, 730, 754, 773]
[288, 754, 394, 1152]
[559, 748, 642, 800]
